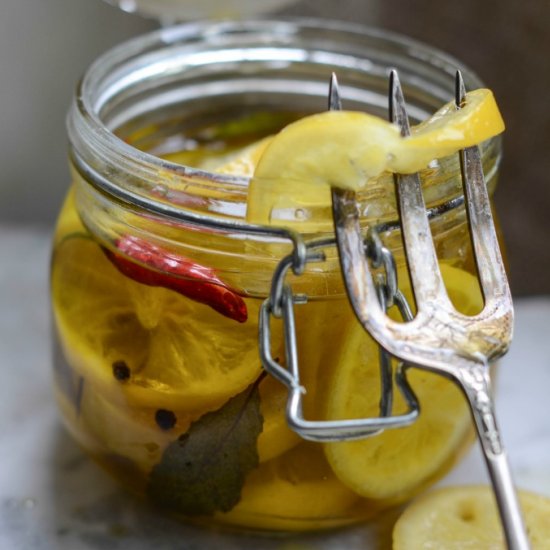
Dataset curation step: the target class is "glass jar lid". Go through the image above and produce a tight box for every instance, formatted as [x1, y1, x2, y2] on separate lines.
[103, 0, 301, 21]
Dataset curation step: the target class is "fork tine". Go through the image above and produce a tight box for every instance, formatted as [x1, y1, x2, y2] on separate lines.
[328, 72, 343, 111]
[455, 71, 513, 310]
[329, 74, 388, 332]
[389, 70, 449, 306]
[389, 70, 413, 136]
[455, 70, 467, 108]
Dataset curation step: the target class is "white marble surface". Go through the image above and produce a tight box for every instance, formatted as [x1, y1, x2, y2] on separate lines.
[1, 225, 550, 549]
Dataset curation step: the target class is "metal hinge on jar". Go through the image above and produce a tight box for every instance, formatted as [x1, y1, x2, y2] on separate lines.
[258, 227, 420, 442]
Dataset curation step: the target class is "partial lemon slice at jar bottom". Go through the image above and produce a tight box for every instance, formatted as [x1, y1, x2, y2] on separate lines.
[393, 486, 550, 549]
[56, 355, 297, 477]
[216, 443, 365, 531]
[52, 228, 262, 413]
[56, 381, 187, 474]
[323, 264, 483, 500]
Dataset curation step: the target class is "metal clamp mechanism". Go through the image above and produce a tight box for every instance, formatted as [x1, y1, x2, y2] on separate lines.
[259, 232, 420, 442]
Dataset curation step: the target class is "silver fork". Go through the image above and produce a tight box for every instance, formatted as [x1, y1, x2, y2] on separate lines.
[331, 71, 530, 549]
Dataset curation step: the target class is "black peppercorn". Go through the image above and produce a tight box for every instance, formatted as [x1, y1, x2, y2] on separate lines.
[112, 360, 131, 381]
[155, 409, 177, 431]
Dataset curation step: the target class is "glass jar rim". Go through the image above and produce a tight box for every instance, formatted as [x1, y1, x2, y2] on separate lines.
[67, 17, 493, 243]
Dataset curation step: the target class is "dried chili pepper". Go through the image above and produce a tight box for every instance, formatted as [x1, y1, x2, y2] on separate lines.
[103, 236, 247, 323]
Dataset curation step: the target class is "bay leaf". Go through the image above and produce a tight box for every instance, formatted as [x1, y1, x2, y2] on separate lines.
[147, 376, 264, 515]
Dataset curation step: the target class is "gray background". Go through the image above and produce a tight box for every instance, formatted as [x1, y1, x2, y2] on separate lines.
[1, 0, 548, 294]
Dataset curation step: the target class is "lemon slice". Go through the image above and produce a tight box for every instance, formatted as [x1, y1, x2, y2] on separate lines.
[257, 374, 301, 463]
[213, 136, 272, 176]
[323, 264, 483, 500]
[51, 231, 262, 412]
[56, 380, 191, 474]
[162, 136, 272, 173]
[216, 442, 362, 531]
[58, 371, 298, 471]
[393, 486, 550, 549]
[247, 89, 504, 226]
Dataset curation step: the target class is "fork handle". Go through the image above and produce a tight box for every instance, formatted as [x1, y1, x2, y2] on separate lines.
[458, 366, 531, 550]
[486, 453, 530, 550]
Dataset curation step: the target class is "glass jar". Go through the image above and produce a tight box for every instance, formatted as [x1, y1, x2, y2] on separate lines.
[51, 19, 502, 532]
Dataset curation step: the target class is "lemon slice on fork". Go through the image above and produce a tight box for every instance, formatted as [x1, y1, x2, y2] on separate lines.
[246, 88, 504, 228]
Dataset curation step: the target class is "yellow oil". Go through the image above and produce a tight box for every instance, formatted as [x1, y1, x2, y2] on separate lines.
[51, 115, 484, 533]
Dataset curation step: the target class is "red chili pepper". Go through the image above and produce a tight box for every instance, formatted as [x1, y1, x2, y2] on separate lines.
[103, 236, 248, 323]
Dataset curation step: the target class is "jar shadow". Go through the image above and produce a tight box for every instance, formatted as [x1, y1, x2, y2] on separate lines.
[48, 424, 395, 550]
